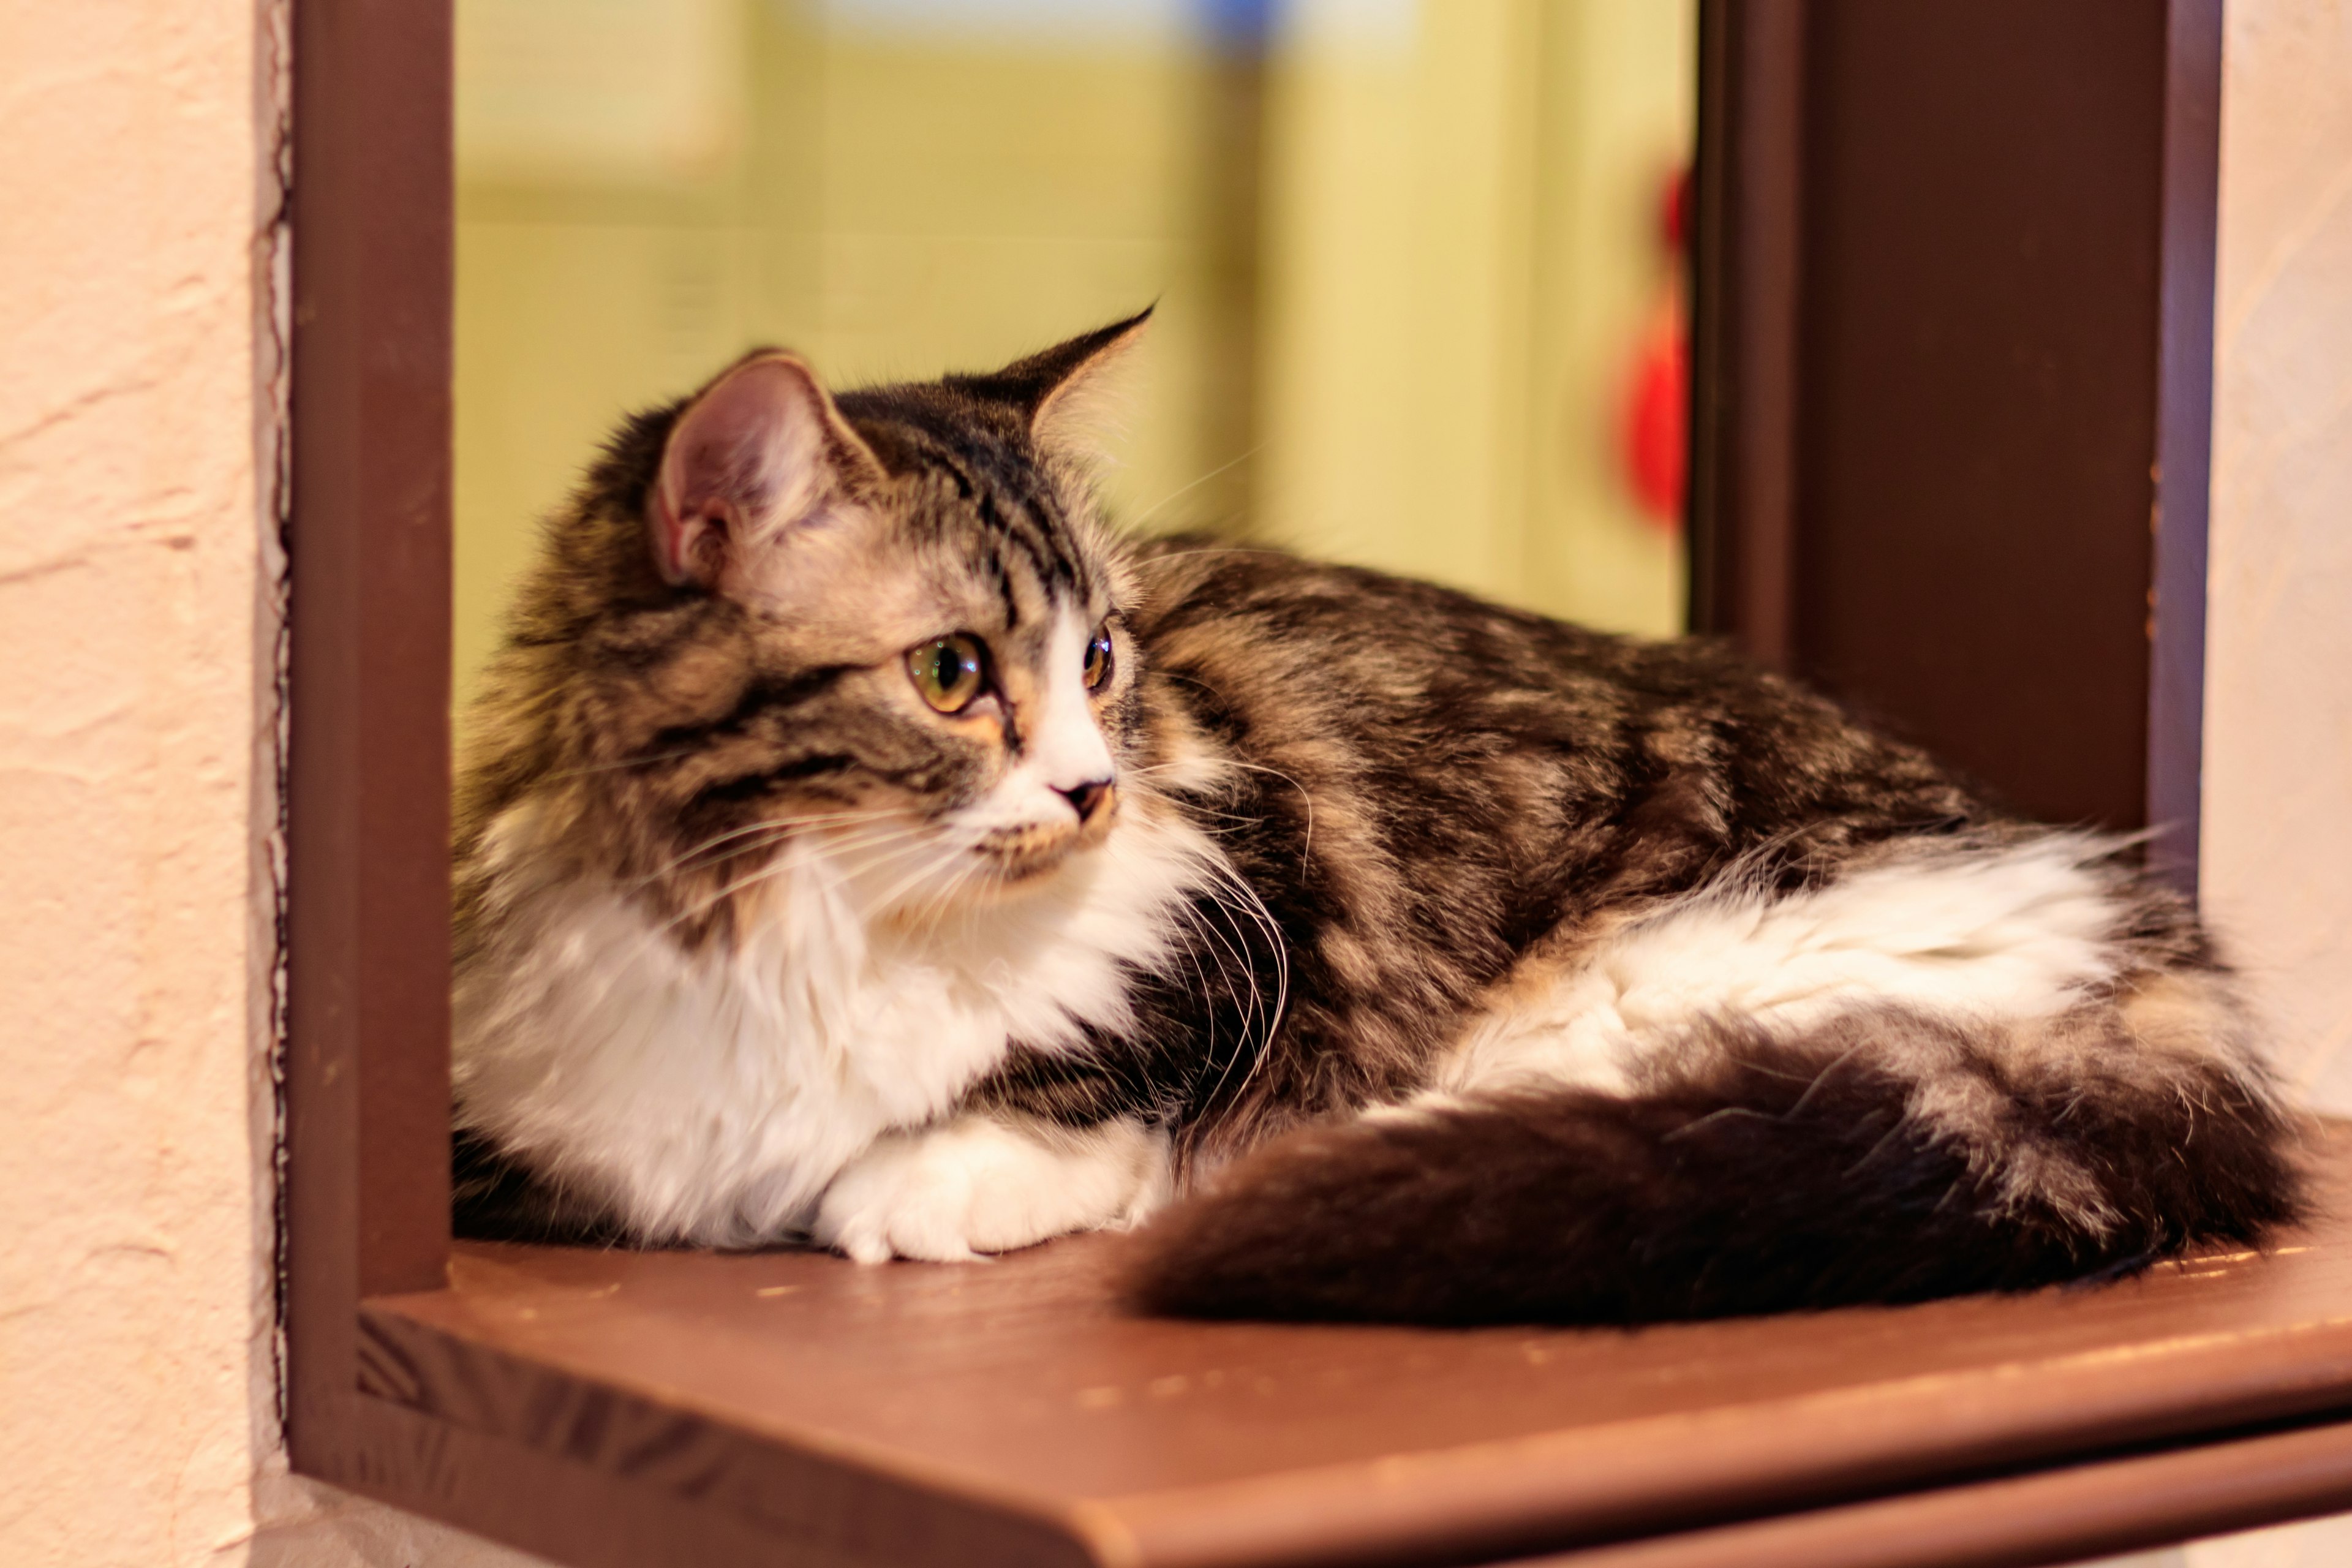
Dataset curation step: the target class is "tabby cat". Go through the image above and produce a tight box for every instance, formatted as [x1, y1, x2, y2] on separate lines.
[450, 314, 2299, 1324]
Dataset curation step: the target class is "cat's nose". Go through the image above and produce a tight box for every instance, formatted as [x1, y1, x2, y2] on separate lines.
[1058, 777, 1113, 823]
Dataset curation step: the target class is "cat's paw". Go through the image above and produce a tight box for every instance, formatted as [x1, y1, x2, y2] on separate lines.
[812, 1114, 1171, 1264]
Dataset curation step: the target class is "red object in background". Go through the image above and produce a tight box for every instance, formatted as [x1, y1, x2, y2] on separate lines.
[1625, 304, 1688, 525]
[1619, 168, 1690, 532]
[1662, 163, 1688, 251]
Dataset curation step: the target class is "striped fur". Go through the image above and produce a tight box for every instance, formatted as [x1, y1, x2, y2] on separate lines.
[452, 318, 2301, 1322]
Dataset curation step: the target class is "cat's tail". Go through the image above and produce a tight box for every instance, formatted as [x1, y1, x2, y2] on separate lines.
[1124, 1003, 2305, 1325]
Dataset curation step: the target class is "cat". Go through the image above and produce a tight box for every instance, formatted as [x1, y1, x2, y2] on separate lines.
[450, 311, 2301, 1325]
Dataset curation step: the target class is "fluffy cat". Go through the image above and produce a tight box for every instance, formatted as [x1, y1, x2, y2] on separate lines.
[450, 313, 2301, 1325]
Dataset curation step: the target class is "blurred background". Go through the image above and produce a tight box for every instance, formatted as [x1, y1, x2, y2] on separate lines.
[453, 0, 1697, 707]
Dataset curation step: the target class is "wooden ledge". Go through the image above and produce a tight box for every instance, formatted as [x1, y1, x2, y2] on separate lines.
[346, 1125, 2352, 1568]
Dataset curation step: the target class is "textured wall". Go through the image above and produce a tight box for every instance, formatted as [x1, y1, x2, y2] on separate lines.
[0, 2, 536, 1564]
[2203, 0, 2352, 1117]
[0, 0, 282, 1560]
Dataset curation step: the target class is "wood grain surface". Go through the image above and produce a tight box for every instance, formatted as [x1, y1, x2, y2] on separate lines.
[353, 1125, 2352, 1568]
[1513, 1414, 2352, 1568]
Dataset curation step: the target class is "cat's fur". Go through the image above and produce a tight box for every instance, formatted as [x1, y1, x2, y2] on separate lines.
[451, 314, 2302, 1324]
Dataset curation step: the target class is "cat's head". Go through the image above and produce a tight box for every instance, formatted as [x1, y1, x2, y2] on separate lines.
[464, 312, 1171, 944]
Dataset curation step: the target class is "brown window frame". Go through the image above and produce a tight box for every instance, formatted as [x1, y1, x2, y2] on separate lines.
[284, 3, 2352, 1565]
[1689, 0, 2217, 894]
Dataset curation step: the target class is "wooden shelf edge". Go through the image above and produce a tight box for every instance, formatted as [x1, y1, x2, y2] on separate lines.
[348, 1305, 1117, 1568]
[311, 1385, 2352, 1568]
[1521, 1414, 2352, 1568]
[315, 1398, 821, 1568]
[317, 1391, 1133, 1568]
[344, 1287, 2352, 1568]
[1097, 1332, 2352, 1568]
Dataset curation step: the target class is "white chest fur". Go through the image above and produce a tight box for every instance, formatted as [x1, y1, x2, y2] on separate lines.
[453, 803, 1215, 1246]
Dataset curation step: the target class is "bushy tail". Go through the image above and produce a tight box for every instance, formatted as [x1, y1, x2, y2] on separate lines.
[1126, 1018, 2304, 1326]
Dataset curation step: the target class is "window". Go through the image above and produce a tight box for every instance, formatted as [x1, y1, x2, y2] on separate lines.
[284, 4, 2352, 1566]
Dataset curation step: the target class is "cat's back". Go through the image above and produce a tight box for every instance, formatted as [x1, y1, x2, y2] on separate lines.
[1125, 538, 1984, 893]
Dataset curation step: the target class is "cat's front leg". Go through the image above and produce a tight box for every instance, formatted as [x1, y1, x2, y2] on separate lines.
[811, 1112, 1172, 1263]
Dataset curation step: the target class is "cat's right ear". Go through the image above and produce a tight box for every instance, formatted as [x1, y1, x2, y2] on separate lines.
[650, 353, 886, 591]
[987, 307, 1153, 462]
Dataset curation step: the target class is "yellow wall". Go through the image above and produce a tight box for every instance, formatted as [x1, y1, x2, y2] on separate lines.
[453, 0, 1695, 707]
[1252, 0, 1692, 634]
[454, 1, 1259, 706]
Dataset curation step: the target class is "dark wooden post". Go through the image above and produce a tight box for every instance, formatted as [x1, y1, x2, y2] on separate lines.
[284, 0, 455, 1468]
[1690, 0, 2223, 893]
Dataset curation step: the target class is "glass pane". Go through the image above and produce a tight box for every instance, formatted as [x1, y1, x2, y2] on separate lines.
[453, 0, 1696, 708]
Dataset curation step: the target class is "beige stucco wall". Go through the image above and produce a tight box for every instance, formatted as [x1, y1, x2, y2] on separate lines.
[2204, 0, 2352, 1120]
[0, 2, 537, 1564]
[0, 2, 2346, 1566]
[0, 0, 281, 1560]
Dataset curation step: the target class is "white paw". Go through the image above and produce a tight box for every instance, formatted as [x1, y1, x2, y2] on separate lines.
[812, 1114, 1171, 1264]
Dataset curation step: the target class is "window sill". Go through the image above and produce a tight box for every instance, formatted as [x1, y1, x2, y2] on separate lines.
[315, 1123, 2352, 1568]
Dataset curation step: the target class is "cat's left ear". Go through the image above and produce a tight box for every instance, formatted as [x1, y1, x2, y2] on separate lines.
[650, 351, 887, 593]
[990, 307, 1153, 461]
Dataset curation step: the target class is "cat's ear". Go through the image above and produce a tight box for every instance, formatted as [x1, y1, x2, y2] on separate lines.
[650, 352, 886, 590]
[990, 307, 1153, 461]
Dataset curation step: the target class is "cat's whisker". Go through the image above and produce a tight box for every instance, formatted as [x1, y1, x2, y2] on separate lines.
[687, 833, 946, 931]
[1120, 766, 1273, 827]
[1175, 900, 1253, 1099]
[824, 827, 963, 885]
[639, 806, 911, 884]
[652, 860, 789, 938]
[1150, 543, 1303, 565]
[865, 838, 979, 919]
[1210, 760, 1317, 862]
[664, 820, 961, 929]
[1165, 857, 1282, 1100]
[916, 856, 989, 934]
[652, 825, 940, 937]
[654, 823, 908, 893]
[1120, 753, 1313, 860]
[1193, 858, 1289, 1097]
[808, 822, 940, 864]
[639, 824, 799, 885]
[1185, 892, 1259, 1038]
[864, 858, 962, 924]
[952, 851, 1003, 950]
[873, 832, 982, 931]
[909, 864, 965, 929]
[1166, 902, 1226, 1092]
[1123, 445, 1264, 534]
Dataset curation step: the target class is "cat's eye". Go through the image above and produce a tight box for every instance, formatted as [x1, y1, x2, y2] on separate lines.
[1083, 623, 1114, 692]
[908, 633, 987, 714]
